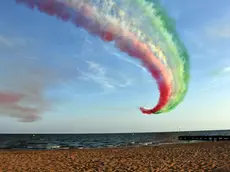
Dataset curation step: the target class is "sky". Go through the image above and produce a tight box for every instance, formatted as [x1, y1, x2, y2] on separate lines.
[0, 0, 230, 133]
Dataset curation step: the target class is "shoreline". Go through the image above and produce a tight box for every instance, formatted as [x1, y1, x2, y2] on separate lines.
[0, 141, 230, 171]
[0, 140, 202, 151]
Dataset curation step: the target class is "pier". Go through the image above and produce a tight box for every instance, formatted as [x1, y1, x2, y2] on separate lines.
[178, 135, 230, 142]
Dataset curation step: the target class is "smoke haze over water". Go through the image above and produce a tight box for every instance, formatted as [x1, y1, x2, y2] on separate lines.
[0, 55, 64, 122]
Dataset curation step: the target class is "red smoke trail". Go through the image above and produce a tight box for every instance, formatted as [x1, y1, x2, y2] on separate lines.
[15, 0, 172, 114]
[0, 57, 54, 122]
[0, 92, 40, 122]
[0, 92, 23, 104]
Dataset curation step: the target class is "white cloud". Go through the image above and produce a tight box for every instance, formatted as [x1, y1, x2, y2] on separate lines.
[216, 66, 230, 76]
[202, 66, 230, 92]
[182, 30, 206, 49]
[208, 27, 230, 39]
[214, 66, 230, 76]
[191, 14, 230, 92]
[0, 35, 12, 46]
[77, 60, 133, 91]
[112, 52, 148, 73]
[204, 12, 230, 40]
[103, 44, 148, 74]
[0, 35, 32, 47]
[183, 10, 230, 52]
[222, 66, 230, 73]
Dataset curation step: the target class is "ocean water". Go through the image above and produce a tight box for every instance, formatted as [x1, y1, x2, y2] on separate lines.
[0, 130, 229, 150]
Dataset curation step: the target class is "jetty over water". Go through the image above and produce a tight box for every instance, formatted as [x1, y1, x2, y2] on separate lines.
[178, 135, 230, 142]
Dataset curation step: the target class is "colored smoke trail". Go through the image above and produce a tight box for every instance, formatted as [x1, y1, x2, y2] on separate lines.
[15, 0, 190, 114]
[0, 57, 54, 122]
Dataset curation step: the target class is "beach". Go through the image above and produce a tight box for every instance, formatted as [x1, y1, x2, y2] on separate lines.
[0, 141, 230, 172]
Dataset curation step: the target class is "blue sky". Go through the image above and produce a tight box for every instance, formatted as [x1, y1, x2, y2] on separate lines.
[0, 0, 230, 133]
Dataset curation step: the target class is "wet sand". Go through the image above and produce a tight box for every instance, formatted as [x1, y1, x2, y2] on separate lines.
[0, 141, 230, 172]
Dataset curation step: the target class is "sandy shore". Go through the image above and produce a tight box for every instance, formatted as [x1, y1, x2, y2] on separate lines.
[0, 141, 230, 172]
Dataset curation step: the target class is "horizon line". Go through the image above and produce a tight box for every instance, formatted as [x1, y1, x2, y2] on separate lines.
[0, 129, 229, 134]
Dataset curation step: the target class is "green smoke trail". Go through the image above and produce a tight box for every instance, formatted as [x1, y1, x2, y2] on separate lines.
[16, 0, 190, 114]
[133, 0, 190, 113]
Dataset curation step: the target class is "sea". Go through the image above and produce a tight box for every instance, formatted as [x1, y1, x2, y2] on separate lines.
[0, 130, 229, 150]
